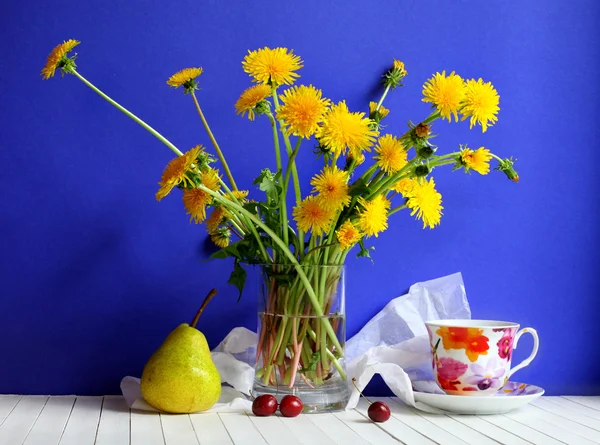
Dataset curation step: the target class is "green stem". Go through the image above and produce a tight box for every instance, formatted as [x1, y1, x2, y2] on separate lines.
[376, 84, 391, 110]
[284, 138, 302, 193]
[388, 204, 407, 216]
[269, 115, 289, 248]
[191, 91, 238, 190]
[423, 111, 441, 124]
[272, 92, 302, 203]
[272, 91, 304, 256]
[71, 70, 183, 157]
[269, 115, 283, 173]
[307, 327, 346, 380]
[197, 184, 343, 354]
[218, 179, 270, 263]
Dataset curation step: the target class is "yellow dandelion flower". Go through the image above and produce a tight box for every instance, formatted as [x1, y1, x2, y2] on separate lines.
[210, 228, 231, 248]
[460, 146, 493, 175]
[182, 170, 220, 224]
[293, 196, 335, 236]
[183, 188, 210, 223]
[460, 78, 500, 132]
[405, 178, 443, 229]
[348, 150, 366, 166]
[277, 85, 330, 138]
[317, 101, 378, 158]
[41, 39, 80, 79]
[357, 195, 391, 237]
[369, 101, 390, 119]
[207, 207, 227, 233]
[228, 190, 249, 201]
[155, 146, 201, 201]
[202, 169, 221, 192]
[242, 47, 303, 86]
[422, 71, 466, 122]
[310, 165, 350, 211]
[392, 178, 417, 197]
[393, 59, 408, 77]
[166, 67, 203, 89]
[235, 84, 272, 121]
[336, 220, 363, 250]
[374, 134, 408, 174]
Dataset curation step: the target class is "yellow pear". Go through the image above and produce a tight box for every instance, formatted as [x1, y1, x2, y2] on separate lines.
[141, 289, 221, 413]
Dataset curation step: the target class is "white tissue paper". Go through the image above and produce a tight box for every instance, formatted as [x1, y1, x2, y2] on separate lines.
[121, 272, 470, 414]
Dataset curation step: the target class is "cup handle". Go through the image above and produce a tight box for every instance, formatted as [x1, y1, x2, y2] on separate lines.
[507, 327, 539, 380]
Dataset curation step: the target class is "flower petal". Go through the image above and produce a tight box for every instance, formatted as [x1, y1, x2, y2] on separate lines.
[470, 362, 486, 376]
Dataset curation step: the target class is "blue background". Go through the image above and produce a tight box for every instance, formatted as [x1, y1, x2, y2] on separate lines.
[1, 0, 599, 396]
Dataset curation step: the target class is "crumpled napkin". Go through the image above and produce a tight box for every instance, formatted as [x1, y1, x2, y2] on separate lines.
[121, 272, 469, 413]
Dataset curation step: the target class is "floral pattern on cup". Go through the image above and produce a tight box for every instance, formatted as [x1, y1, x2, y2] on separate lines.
[497, 328, 517, 361]
[501, 381, 540, 396]
[464, 358, 505, 391]
[435, 357, 468, 391]
[436, 326, 490, 362]
[426, 320, 539, 396]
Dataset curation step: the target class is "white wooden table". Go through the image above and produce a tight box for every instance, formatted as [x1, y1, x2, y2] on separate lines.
[1, 395, 599, 445]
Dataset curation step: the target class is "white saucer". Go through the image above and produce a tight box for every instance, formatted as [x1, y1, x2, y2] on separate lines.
[412, 380, 545, 415]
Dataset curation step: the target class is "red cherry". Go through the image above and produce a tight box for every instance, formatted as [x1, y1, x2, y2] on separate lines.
[367, 401, 391, 422]
[252, 395, 278, 417]
[279, 395, 303, 417]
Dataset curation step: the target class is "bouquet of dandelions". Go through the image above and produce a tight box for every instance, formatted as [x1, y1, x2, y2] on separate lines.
[43, 40, 517, 398]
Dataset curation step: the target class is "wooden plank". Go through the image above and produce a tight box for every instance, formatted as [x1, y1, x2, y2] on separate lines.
[0, 395, 22, 426]
[189, 413, 233, 445]
[0, 396, 47, 445]
[278, 414, 336, 445]
[504, 405, 597, 445]
[59, 396, 103, 445]
[563, 396, 600, 412]
[544, 397, 600, 420]
[334, 408, 403, 444]
[355, 399, 436, 445]
[522, 403, 600, 442]
[401, 412, 498, 444]
[480, 413, 564, 445]
[449, 415, 531, 445]
[23, 396, 75, 445]
[306, 412, 370, 445]
[160, 414, 199, 445]
[95, 396, 130, 445]
[131, 410, 165, 445]
[383, 398, 468, 445]
[532, 398, 600, 431]
[249, 415, 303, 445]
[218, 413, 267, 445]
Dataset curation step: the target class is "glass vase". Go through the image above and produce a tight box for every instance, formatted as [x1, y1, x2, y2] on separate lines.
[252, 264, 349, 413]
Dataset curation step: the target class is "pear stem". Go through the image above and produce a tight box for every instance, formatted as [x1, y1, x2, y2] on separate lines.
[191, 289, 218, 328]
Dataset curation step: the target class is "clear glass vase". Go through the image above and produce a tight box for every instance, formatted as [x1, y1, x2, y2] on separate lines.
[252, 264, 349, 413]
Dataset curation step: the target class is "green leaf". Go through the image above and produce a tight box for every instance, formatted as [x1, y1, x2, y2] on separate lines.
[357, 239, 375, 262]
[253, 168, 281, 206]
[299, 351, 321, 373]
[242, 201, 260, 215]
[348, 178, 370, 197]
[228, 260, 247, 301]
[210, 241, 241, 260]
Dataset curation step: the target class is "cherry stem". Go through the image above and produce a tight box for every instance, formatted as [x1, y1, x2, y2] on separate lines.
[351, 377, 373, 404]
[190, 288, 218, 328]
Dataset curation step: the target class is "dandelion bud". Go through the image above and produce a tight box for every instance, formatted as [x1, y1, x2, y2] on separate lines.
[415, 165, 430, 177]
[495, 158, 519, 183]
[417, 145, 436, 159]
[255, 100, 271, 116]
[381, 59, 407, 89]
[415, 123, 430, 138]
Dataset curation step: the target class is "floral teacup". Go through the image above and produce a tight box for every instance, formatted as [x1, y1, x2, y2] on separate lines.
[425, 320, 539, 396]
